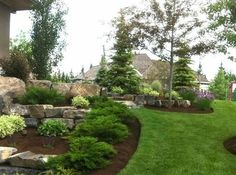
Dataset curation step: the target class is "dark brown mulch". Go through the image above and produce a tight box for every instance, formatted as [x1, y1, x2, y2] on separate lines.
[224, 137, 236, 155]
[0, 119, 141, 175]
[0, 128, 69, 155]
[145, 105, 214, 114]
[89, 119, 141, 175]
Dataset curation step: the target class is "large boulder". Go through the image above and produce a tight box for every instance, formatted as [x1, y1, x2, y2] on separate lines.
[28, 105, 53, 119]
[45, 106, 76, 118]
[7, 104, 30, 116]
[63, 109, 89, 119]
[8, 151, 53, 169]
[68, 83, 101, 98]
[27, 80, 52, 89]
[0, 76, 26, 98]
[51, 83, 72, 95]
[0, 147, 17, 163]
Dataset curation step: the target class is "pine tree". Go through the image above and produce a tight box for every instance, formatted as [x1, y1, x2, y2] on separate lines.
[95, 55, 108, 87]
[173, 58, 196, 90]
[107, 11, 140, 94]
[209, 66, 228, 100]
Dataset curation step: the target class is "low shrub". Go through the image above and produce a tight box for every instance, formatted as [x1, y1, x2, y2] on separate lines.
[72, 96, 90, 109]
[72, 116, 129, 144]
[151, 80, 162, 93]
[18, 87, 65, 105]
[40, 167, 78, 175]
[38, 120, 69, 137]
[111, 86, 124, 94]
[46, 136, 116, 172]
[0, 115, 26, 138]
[0, 51, 31, 82]
[165, 90, 182, 100]
[87, 104, 135, 124]
[195, 91, 214, 110]
[179, 89, 196, 103]
[86, 96, 109, 108]
[140, 87, 159, 97]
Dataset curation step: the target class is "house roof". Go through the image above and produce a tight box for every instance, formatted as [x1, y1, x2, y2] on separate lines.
[132, 53, 154, 74]
[0, 0, 33, 11]
[196, 73, 209, 83]
[84, 65, 101, 81]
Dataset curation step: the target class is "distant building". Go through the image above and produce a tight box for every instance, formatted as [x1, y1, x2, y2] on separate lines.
[0, 0, 33, 59]
[74, 53, 210, 90]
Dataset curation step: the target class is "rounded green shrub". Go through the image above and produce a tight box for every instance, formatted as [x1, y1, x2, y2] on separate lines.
[111, 86, 124, 94]
[18, 87, 65, 105]
[73, 115, 129, 144]
[46, 136, 116, 172]
[0, 115, 26, 138]
[38, 119, 69, 137]
[151, 80, 162, 93]
[165, 90, 182, 100]
[72, 96, 90, 109]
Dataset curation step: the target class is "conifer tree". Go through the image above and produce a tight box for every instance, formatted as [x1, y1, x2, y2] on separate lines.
[173, 58, 196, 90]
[209, 66, 228, 100]
[95, 55, 108, 87]
[107, 11, 140, 94]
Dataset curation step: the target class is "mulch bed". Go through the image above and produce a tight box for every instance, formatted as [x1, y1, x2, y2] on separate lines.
[89, 118, 141, 175]
[224, 137, 236, 155]
[0, 128, 69, 155]
[0, 119, 141, 175]
[145, 105, 214, 114]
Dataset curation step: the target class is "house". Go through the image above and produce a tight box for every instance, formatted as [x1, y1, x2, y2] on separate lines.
[74, 53, 210, 90]
[0, 0, 33, 59]
[229, 81, 236, 101]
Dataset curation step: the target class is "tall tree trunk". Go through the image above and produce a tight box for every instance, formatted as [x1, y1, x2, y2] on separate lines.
[168, 0, 176, 108]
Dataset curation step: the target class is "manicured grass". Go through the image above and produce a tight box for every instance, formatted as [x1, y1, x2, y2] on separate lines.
[119, 101, 236, 175]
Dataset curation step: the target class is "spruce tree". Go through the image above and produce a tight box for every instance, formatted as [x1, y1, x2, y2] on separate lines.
[173, 58, 196, 90]
[95, 55, 108, 87]
[107, 11, 140, 94]
[209, 66, 228, 100]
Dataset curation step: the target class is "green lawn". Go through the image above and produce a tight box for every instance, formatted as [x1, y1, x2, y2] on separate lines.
[119, 100, 236, 175]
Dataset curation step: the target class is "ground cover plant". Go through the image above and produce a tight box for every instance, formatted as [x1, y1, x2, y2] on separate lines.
[45, 96, 135, 174]
[0, 115, 26, 138]
[119, 101, 236, 175]
[72, 96, 90, 108]
[18, 87, 65, 105]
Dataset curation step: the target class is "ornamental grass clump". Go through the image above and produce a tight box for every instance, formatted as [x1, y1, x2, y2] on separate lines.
[195, 91, 214, 110]
[0, 115, 26, 138]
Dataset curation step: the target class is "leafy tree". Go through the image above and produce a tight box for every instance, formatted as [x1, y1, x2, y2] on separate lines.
[123, 0, 213, 103]
[107, 11, 140, 94]
[31, 0, 67, 79]
[173, 58, 196, 90]
[208, 0, 236, 61]
[209, 67, 228, 100]
[95, 55, 108, 87]
[225, 72, 236, 82]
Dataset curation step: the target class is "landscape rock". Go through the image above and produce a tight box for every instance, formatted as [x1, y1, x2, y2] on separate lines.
[42, 118, 75, 129]
[8, 104, 29, 116]
[182, 100, 191, 108]
[0, 76, 26, 98]
[0, 95, 12, 114]
[45, 106, 76, 118]
[63, 109, 89, 119]
[69, 83, 101, 97]
[27, 80, 52, 89]
[134, 95, 145, 105]
[8, 151, 53, 169]
[145, 96, 156, 106]
[51, 83, 72, 95]
[24, 118, 39, 128]
[155, 100, 162, 107]
[162, 100, 175, 108]
[28, 105, 53, 118]
[123, 94, 135, 101]
[0, 147, 17, 163]
[117, 100, 138, 108]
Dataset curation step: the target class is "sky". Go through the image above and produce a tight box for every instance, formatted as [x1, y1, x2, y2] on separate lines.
[10, 0, 236, 81]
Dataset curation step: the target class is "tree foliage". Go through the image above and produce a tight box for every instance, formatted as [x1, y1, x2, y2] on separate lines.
[209, 67, 228, 100]
[173, 58, 196, 90]
[208, 0, 236, 61]
[31, 0, 67, 79]
[95, 55, 108, 87]
[122, 0, 213, 102]
[107, 11, 140, 94]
